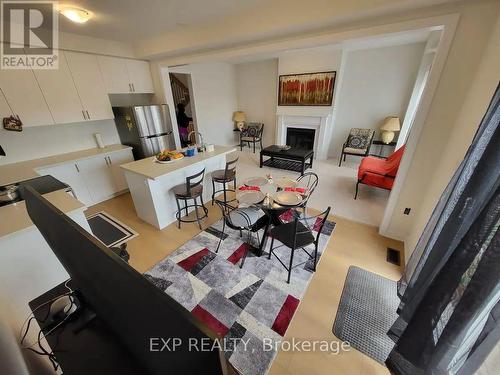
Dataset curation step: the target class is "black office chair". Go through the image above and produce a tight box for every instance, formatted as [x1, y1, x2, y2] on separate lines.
[268, 206, 331, 283]
[211, 157, 238, 204]
[214, 200, 267, 268]
[173, 168, 208, 230]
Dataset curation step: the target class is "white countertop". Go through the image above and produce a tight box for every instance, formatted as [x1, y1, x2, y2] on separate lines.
[0, 190, 86, 238]
[120, 146, 237, 180]
[0, 144, 131, 186]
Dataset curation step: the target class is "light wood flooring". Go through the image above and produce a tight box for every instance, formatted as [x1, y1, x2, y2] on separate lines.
[86, 193, 403, 375]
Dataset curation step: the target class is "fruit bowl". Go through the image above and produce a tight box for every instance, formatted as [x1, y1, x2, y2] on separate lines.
[155, 150, 184, 163]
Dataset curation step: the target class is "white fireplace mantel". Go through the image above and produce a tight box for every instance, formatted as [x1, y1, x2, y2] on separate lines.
[275, 106, 334, 160]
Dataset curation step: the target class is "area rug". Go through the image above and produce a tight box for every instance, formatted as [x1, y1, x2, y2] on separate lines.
[86, 211, 138, 247]
[144, 217, 335, 375]
[332, 266, 399, 364]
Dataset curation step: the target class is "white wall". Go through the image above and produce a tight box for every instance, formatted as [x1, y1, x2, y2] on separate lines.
[169, 62, 238, 147]
[0, 120, 120, 165]
[382, 0, 500, 245]
[404, 13, 500, 257]
[235, 59, 278, 147]
[330, 42, 425, 157]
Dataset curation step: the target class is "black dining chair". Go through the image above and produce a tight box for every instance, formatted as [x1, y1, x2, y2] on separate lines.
[214, 200, 267, 268]
[173, 168, 208, 230]
[296, 172, 319, 215]
[268, 206, 331, 283]
[211, 157, 238, 204]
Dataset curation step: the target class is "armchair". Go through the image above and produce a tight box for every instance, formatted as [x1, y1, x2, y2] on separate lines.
[355, 145, 405, 199]
[339, 128, 375, 167]
[239, 123, 264, 153]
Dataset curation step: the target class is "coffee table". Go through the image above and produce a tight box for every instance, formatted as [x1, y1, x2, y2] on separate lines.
[260, 145, 314, 175]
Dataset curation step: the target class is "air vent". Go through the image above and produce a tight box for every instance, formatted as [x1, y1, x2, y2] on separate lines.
[387, 248, 401, 266]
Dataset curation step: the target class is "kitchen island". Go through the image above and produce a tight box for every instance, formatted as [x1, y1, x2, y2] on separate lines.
[121, 146, 237, 229]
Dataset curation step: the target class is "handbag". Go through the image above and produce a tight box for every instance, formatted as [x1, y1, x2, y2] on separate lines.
[3, 115, 22, 131]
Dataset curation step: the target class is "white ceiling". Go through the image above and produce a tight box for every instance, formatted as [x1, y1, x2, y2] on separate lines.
[54, 0, 268, 42]
[48, 0, 459, 58]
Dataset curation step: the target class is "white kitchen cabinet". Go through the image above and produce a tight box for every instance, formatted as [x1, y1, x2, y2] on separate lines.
[37, 162, 93, 206]
[126, 59, 154, 93]
[98, 55, 154, 94]
[0, 65, 54, 127]
[36, 149, 132, 207]
[97, 55, 131, 94]
[66, 51, 114, 121]
[108, 149, 134, 191]
[77, 156, 117, 203]
[33, 51, 86, 124]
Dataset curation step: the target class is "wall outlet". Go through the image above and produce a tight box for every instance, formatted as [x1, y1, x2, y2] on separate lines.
[404, 208, 411, 215]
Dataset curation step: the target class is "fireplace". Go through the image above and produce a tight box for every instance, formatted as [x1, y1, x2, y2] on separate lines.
[286, 127, 315, 150]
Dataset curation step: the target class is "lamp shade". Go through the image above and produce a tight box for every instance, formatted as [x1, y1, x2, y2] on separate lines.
[232, 111, 246, 122]
[380, 116, 401, 131]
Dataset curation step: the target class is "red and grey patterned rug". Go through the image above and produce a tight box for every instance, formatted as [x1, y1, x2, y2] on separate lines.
[144, 216, 335, 375]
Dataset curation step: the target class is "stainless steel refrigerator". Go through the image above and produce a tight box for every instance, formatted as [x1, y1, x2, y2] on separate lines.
[113, 105, 174, 159]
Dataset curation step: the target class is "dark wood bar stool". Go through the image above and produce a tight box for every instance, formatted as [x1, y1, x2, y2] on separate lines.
[211, 157, 238, 204]
[173, 168, 208, 229]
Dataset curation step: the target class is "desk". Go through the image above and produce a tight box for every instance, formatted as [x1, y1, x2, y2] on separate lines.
[29, 281, 146, 375]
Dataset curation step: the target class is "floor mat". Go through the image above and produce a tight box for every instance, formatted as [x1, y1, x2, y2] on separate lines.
[145, 217, 336, 375]
[86, 211, 138, 247]
[332, 266, 399, 364]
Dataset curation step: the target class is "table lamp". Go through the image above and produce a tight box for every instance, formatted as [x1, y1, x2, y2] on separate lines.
[232, 111, 246, 130]
[380, 116, 400, 144]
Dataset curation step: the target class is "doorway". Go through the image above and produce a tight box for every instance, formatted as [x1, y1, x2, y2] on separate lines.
[169, 72, 197, 147]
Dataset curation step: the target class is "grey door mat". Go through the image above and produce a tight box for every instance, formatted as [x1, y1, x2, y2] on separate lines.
[332, 266, 399, 364]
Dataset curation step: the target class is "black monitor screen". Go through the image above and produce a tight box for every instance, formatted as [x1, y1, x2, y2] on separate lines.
[24, 187, 222, 374]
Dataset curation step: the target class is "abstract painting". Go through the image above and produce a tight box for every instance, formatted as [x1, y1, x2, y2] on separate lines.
[278, 71, 336, 106]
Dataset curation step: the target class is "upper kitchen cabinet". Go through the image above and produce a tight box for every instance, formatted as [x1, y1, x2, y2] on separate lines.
[33, 51, 86, 124]
[98, 55, 154, 94]
[125, 59, 154, 93]
[97, 55, 131, 94]
[65, 51, 114, 121]
[0, 66, 54, 127]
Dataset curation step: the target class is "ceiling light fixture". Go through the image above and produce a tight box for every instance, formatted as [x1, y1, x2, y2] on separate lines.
[59, 7, 92, 24]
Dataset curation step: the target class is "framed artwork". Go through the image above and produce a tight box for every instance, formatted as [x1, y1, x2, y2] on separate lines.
[278, 71, 336, 106]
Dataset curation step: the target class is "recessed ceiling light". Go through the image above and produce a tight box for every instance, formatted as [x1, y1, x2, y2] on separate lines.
[59, 7, 92, 24]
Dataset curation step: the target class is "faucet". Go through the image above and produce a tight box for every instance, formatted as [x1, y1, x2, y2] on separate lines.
[187, 131, 205, 151]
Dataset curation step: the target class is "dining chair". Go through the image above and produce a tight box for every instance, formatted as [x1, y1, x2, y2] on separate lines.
[296, 172, 319, 215]
[173, 168, 208, 230]
[211, 157, 238, 204]
[268, 206, 331, 283]
[214, 200, 267, 268]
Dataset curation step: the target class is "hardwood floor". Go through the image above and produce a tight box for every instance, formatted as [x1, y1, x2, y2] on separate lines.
[86, 193, 403, 375]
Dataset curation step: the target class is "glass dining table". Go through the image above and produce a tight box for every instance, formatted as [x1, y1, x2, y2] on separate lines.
[236, 176, 306, 256]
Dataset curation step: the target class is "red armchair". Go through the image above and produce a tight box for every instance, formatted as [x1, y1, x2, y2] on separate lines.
[355, 145, 405, 199]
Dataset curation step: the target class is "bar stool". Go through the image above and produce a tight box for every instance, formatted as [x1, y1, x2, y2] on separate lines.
[211, 157, 238, 204]
[173, 168, 208, 229]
